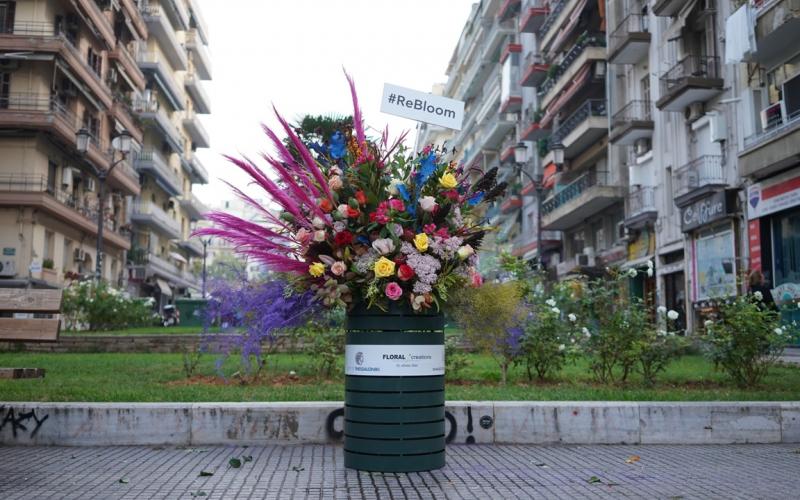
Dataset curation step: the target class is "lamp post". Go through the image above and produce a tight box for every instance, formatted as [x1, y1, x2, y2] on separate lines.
[201, 238, 210, 298]
[76, 129, 132, 281]
[514, 142, 545, 269]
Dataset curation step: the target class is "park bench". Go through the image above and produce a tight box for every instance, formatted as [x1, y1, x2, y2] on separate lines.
[0, 288, 62, 379]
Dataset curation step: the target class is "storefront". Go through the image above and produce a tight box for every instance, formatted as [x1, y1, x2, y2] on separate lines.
[624, 228, 656, 306]
[681, 190, 741, 330]
[747, 170, 800, 336]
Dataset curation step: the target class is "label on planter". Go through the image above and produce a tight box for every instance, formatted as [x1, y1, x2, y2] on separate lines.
[345, 344, 445, 376]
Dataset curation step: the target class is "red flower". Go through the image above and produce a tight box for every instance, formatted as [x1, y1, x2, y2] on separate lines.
[319, 198, 333, 213]
[423, 223, 436, 235]
[355, 190, 367, 205]
[334, 231, 353, 246]
[388, 199, 405, 212]
[402, 228, 415, 242]
[347, 206, 360, 218]
[435, 227, 450, 238]
[442, 189, 460, 201]
[397, 264, 415, 281]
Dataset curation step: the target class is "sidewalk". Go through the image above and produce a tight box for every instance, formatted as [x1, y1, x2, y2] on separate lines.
[1, 443, 798, 499]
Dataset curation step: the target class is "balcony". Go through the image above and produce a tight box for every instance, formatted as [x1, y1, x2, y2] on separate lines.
[128, 249, 197, 289]
[520, 51, 549, 87]
[178, 238, 204, 258]
[609, 13, 651, 65]
[610, 100, 653, 145]
[498, 0, 522, 21]
[652, 0, 687, 17]
[656, 55, 723, 112]
[0, 174, 130, 250]
[134, 150, 181, 196]
[188, 0, 210, 44]
[136, 51, 186, 110]
[625, 187, 657, 229]
[133, 98, 184, 154]
[189, 155, 209, 184]
[500, 62, 522, 113]
[550, 99, 608, 159]
[140, 5, 188, 71]
[749, 0, 800, 68]
[539, 34, 606, 108]
[541, 170, 624, 230]
[481, 18, 515, 63]
[184, 72, 211, 114]
[75, 0, 116, 46]
[0, 22, 113, 108]
[109, 43, 147, 91]
[183, 110, 210, 148]
[501, 196, 522, 214]
[477, 112, 517, 150]
[739, 108, 800, 179]
[121, 0, 148, 39]
[519, 1, 549, 33]
[130, 201, 181, 239]
[673, 155, 726, 207]
[111, 99, 144, 143]
[185, 29, 212, 80]
[520, 106, 550, 141]
[556, 253, 599, 278]
[180, 192, 209, 221]
[538, 0, 569, 41]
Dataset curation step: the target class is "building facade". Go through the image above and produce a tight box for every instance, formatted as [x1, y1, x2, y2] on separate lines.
[0, 0, 211, 310]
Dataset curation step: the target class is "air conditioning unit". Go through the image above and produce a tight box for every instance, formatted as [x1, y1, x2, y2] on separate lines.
[0, 258, 17, 278]
[74, 248, 87, 262]
[577, 253, 596, 267]
[685, 102, 704, 122]
[760, 101, 786, 131]
[85, 178, 96, 192]
[61, 167, 73, 188]
[634, 138, 652, 156]
[594, 61, 606, 78]
[108, 68, 118, 84]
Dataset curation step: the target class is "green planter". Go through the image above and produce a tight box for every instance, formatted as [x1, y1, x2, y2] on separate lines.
[344, 303, 446, 472]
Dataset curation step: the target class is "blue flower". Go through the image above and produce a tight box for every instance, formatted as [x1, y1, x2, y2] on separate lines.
[397, 183, 411, 202]
[329, 131, 346, 159]
[357, 235, 370, 245]
[308, 142, 327, 157]
[416, 152, 437, 186]
[468, 191, 484, 206]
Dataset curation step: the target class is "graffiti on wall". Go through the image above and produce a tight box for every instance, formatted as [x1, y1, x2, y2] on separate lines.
[0, 406, 49, 438]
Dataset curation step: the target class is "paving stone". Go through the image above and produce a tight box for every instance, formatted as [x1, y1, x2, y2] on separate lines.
[2, 443, 798, 499]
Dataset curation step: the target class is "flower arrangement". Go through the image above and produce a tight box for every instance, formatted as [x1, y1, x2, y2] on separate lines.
[197, 73, 504, 312]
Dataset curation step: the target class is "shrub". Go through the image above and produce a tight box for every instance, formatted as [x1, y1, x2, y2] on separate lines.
[702, 294, 795, 387]
[290, 308, 345, 378]
[62, 280, 155, 331]
[444, 331, 471, 380]
[42, 258, 54, 270]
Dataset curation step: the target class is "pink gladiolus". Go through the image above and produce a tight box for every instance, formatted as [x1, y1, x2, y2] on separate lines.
[385, 282, 403, 301]
[296, 228, 311, 244]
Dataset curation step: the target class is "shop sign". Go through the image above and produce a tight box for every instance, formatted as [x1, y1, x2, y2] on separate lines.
[380, 83, 464, 130]
[693, 227, 736, 301]
[345, 344, 445, 377]
[681, 191, 728, 232]
[627, 228, 655, 261]
[748, 175, 800, 220]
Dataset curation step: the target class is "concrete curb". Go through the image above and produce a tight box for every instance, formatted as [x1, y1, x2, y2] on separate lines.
[1, 401, 798, 446]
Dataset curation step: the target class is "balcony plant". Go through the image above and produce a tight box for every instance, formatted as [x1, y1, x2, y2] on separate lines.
[196, 73, 504, 472]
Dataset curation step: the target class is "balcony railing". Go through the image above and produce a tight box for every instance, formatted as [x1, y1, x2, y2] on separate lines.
[674, 155, 724, 199]
[130, 201, 181, 238]
[743, 108, 800, 151]
[538, 33, 606, 97]
[0, 174, 125, 234]
[628, 186, 656, 217]
[0, 92, 78, 124]
[550, 99, 607, 144]
[538, 0, 568, 39]
[660, 55, 721, 95]
[134, 149, 181, 195]
[542, 170, 609, 215]
[611, 100, 652, 126]
[609, 12, 650, 53]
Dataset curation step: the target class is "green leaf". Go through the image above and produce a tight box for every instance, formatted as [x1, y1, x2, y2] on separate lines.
[199, 470, 214, 477]
[229, 458, 242, 469]
[191, 492, 207, 497]
[587, 476, 602, 484]
[291, 465, 305, 472]
[118, 478, 129, 484]
[243, 455, 253, 463]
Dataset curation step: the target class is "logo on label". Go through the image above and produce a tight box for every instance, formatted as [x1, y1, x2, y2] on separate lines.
[355, 351, 364, 366]
[749, 185, 761, 209]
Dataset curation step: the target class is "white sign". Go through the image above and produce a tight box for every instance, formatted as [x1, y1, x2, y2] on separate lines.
[345, 344, 445, 377]
[29, 260, 42, 273]
[380, 83, 464, 130]
[747, 175, 800, 220]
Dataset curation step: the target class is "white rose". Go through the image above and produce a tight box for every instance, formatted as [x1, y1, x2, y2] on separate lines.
[582, 327, 591, 338]
[387, 179, 403, 196]
[774, 327, 784, 335]
[754, 291, 763, 301]
[313, 230, 327, 242]
[333, 221, 346, 233]
[419, 196, 437, 212]
[628, 268, 638, 278]
[371, 238, 395, 255]
[646, 268, 653, 277]
[545, 298, 556, 307]
[704, 320, 713, 328]
[568, 313, 577, 322]
[667, 310, 679, 320]
[657, 329, 667, 336]
[558, 344, 566, 352]
[657, 306, 667, 315]
[550, 307, 560, 314]
[646, 260, 654, 269]
[312, 216, 326, 229]
[337, 204, 350, 218]
[457, 244, 475, 260]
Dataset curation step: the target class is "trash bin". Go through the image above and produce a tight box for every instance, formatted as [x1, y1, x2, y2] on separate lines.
[175, 298, 208, 328]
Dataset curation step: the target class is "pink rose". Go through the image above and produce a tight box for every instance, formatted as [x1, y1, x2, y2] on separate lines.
[313, 230, 326, 242]
[371, 238, 395, 255]
[328, 175, 343, 190]
[470, 269, 483, 288]
[331, 261, 347, 276]
[295, 228, 311, 244]
[388, 199, 405, 211]
[385, 282, 403, 301]
[419, 196, 437, 212]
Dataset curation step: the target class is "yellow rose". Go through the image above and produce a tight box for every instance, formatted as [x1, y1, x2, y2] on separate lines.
[414, 233, 429, 252]
[373, 256, 396, 278]
[439, 172, 458, 189]
[308, 262, 325, 277]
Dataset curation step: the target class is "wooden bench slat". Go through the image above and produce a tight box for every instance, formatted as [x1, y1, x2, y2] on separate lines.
[0, 318, 60, 342]
[0, 289, 63, 312]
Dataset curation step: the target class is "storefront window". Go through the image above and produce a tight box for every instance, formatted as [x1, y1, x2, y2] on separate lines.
[694, 225, 736, 301]
[772, 207, 800, 303]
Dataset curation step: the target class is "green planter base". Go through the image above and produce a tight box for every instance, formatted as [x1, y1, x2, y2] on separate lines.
[344, 304, 445, 473]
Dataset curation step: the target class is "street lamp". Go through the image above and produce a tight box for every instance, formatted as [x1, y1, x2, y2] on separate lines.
[514, 142, 545, 270]
[201, 237, 211, 299]
[551, 140, 565, 168]
[76, 129, 134, 281]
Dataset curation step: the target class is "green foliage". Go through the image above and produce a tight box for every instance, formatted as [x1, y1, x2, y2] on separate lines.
[289, 308, 345, 377]
[444, 331, 471, 380]
[702, 294, 796, 387]
[537, 138, 549, 158]
[42, 258, 54, 270]
[62, 280, 156, 331]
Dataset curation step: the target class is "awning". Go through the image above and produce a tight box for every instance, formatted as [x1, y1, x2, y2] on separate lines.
[55, 60, 104, 111]
[156, 278, 173, 297]
[665, 0, 697, 41]
[169, 251, 188, 264]
[541, 64, 592, 128]
[550, 0, 588, 54]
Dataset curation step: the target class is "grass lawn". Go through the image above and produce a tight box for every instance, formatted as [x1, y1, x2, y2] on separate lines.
[1, 352, 799, 402]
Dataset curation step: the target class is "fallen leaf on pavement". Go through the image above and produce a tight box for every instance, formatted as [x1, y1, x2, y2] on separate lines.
[587, 476, 602, 484]
[229, 458, 242, 469]
[625, 455, 641, 464]
[199, 470, 214, 477]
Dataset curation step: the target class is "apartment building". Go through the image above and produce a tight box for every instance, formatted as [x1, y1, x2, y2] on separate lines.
[0, 0, 144, 287]
[127, 0, 210, 307]
[0, 0, 211, 310]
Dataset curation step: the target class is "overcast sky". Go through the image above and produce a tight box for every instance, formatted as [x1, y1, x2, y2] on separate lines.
[192, 0, 476, 204]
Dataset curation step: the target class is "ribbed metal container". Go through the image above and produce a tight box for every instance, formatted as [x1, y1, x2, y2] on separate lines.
[344, 303, 445, 472]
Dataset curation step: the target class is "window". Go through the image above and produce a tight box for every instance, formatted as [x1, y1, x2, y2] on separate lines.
[62, 238, 72, 271]
[82, 110, 99, 139]
[44, 231, 54, 261]
[87, 47, 102, 77]
[0, 1, 15, 33]
[665, 166, 674, 215]
[772, 207, 800, 301]
[640, 73, 651, 108]
[47, 161, 57, 194]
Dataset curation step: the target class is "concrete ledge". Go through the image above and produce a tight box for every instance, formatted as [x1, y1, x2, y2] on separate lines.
[1, 401, 798, 446]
